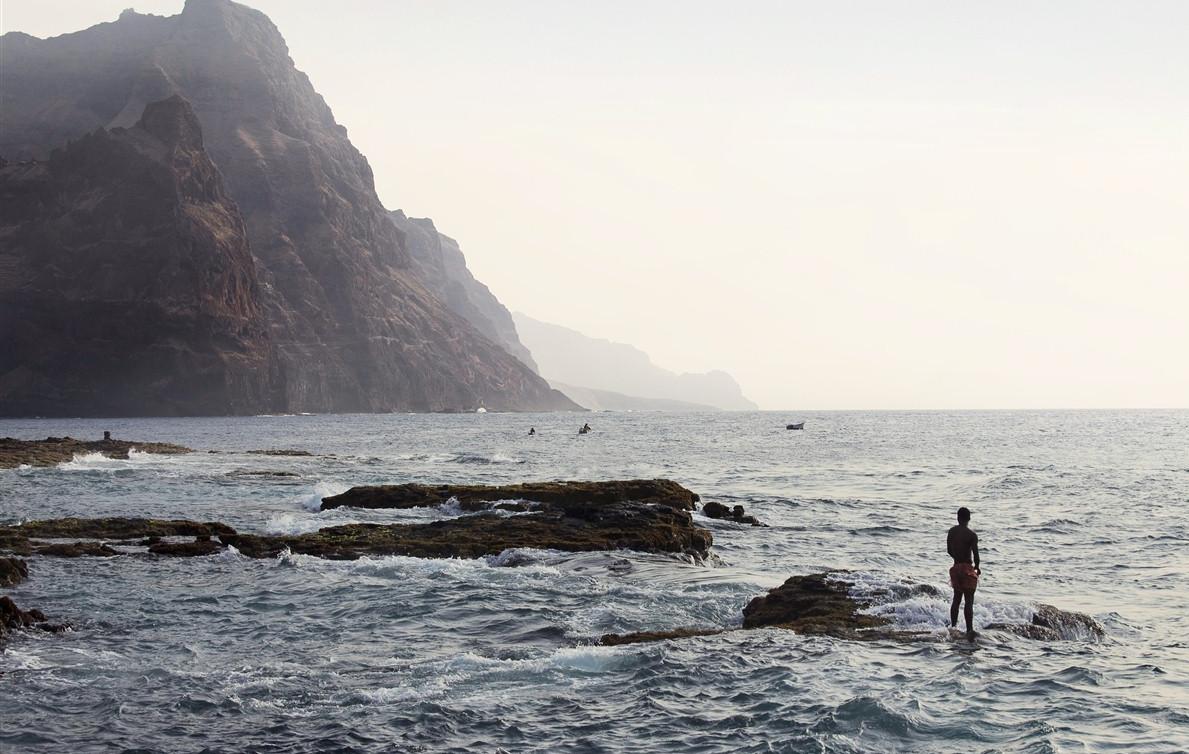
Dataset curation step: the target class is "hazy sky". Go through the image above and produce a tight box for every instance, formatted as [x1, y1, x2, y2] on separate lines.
[6, 1, 1189, 409]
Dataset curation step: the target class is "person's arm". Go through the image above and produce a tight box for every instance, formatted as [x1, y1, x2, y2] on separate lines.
[973, 533, 981, 573]
[946, 529, 957, 561]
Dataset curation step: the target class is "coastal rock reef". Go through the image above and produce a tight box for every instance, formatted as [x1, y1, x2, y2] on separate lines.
[0, 479, 713, 562]
[602, 571, 1105, 645]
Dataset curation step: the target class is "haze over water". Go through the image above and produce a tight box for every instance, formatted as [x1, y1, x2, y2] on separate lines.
[2, 410, 1186, 752]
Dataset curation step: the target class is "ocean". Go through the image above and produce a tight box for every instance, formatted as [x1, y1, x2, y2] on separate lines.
[1, 410, 1187, 753]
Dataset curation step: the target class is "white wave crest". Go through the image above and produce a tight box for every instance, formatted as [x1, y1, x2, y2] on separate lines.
[345, 646, 626, 706]
[840, 570, 1058, 635]
[296, 481, 350, 512]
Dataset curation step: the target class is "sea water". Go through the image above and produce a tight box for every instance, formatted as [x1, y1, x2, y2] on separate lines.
[1, 410, 1186, 752]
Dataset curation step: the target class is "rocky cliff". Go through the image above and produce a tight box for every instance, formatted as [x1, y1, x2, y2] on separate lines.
[389, 211, 538, 372]
[0, 0, 576, 414]
[0, 97, 276, 416]
[513, 313, 758, 411]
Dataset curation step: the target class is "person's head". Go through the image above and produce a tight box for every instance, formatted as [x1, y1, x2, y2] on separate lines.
[957, 507, 971, 524]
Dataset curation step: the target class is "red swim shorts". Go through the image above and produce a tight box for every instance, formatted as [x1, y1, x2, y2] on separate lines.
[949, 563, 979, 591]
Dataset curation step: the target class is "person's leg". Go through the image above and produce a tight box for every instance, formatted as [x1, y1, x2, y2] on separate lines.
[963, 589, 976, 635]
[950, 589, 961, 628]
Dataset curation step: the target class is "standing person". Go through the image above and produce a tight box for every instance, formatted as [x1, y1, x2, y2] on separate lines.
[947, 506, 981, 639]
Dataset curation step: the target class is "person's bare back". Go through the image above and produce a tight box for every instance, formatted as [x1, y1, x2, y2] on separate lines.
[947, 507, 981, 639]
[947, 525, 978, 564]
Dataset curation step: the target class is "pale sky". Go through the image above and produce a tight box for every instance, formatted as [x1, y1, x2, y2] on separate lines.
[5, 1, 1189, 409]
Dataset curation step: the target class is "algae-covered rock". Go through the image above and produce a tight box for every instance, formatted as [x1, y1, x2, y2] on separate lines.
[0, 437, 191, 468]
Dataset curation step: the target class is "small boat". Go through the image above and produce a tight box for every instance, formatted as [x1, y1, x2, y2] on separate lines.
[786, 422, 804, 430]
[476, 407, 487, 414]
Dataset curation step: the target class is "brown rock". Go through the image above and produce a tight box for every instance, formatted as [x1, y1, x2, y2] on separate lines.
[700, 500, 764, 526]
[225, 499, 711, 561]
[599, 627, 726, 646]
[321, 479, 701, 512]
[0, 557, 28, 587]
[742, 573, 892, 637]
[1, 595, 66, 649]
[33, 542, 121, 558]
[0, 96, 276, 417]
[0, 437, 191, 469]
[148, 539, 225, 557]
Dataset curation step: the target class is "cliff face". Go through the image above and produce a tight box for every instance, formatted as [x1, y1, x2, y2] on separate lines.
[0, 97, 275, 416]
[513, 313, 758, 411]
[390, 211, 538, 372]
[0, 0, 577, 414]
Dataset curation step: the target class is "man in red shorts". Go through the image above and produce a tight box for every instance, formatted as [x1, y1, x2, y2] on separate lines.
[947, 506, 981, 639]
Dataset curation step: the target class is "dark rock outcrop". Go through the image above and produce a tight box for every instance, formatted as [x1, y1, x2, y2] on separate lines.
[987, 603, 1105, 641]
[321, 479, 701, 512]
[701, 501, 763, 526]
[0, 1, 579, 415]
[0, 481, 712, 561]
[0, 557, 28, 587]
[225, 500, 711, 560]
[601, 571, 1107, 646]
[599, 627, 725, 646]
[741, 573, 891, 637]
[0, 596, 66, 649]
[0, 436, 191, 468]
[147, 539, 225, 557]
[0, 97, 276, 417]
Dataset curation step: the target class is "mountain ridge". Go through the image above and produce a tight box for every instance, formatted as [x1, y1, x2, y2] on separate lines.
[513, 313, 757, 411]
[0, 0, 578, 415]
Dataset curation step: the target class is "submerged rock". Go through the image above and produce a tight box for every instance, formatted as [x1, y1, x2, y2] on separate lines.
[0, 437, 192, 468]
[247, 449, 313, 457]
[321, 479, 701, 512]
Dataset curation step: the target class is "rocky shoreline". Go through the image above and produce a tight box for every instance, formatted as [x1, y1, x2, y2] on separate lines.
[0, 476, 1104, 651]
[0, 437, 192, 469]
[0, 480, 713, 563]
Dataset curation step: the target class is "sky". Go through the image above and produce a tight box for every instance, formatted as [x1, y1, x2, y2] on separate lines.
[5, 1, 1189, 409]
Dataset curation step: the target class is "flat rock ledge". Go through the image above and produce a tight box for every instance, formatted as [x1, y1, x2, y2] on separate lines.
[0, 437, 191, 468]
[320, 479, 701, 512]
[600, 571, 1105, 646]
[0, 480, 714, 561]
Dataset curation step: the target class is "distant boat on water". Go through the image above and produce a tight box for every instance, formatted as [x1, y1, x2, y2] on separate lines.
[786, 422, 804, 430]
